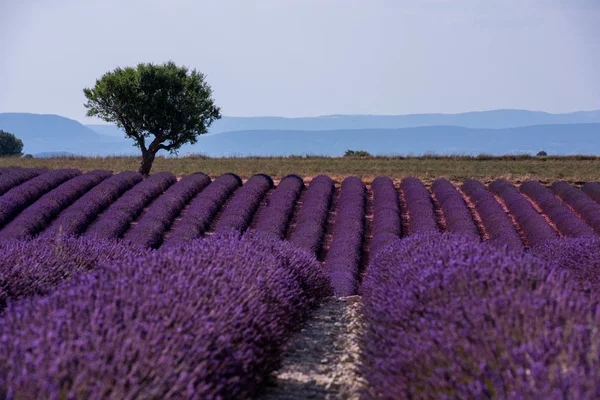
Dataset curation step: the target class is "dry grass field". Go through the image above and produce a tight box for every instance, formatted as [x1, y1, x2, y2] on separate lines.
[1, 154, 599, 184]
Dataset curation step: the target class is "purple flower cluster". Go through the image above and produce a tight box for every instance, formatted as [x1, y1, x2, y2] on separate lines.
[289, 175, 335, 254]
[0, 170, 111, 240]
[0, 169, 81, 228]
[84, 172, 176, 239]
[0, 231, 331, 399]
[214, 174, 274, 233]
[400, 177, 438, 235]
[122, 172, 211, 248]
[0, 234, 147, 310]
[324, 176, 366, 296]
[520, 180, 595, 238]
[255, 174, 304, 239]
[489, 179, 558, 247]
[163, 173, 242, 245]
[370, 176, 402, 256]
[581, 182, 600, 205]
[431, 178, 479, 238]
[44, 171, 143, 236]
[0, 167, 47, 196]
[550, 181, 600, 234]
[462, 179, 524, 250]
[361, 233, 600, 398]
[533, 236, 600, 292]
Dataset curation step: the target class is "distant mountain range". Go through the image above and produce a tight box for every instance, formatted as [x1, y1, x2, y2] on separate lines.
[1, 110, 599, 157]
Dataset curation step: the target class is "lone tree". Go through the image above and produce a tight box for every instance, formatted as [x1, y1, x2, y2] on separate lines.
[83, 61, 221, 175]
[0, 130, 24, 157]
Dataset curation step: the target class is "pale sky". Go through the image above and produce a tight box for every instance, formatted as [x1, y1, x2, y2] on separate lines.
[1, 0, 599, 123]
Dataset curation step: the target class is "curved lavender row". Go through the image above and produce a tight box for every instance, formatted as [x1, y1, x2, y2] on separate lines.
[400, 177, 438, 235]
[551, 181, 600, 234]
[520, 180, 595, 238]
[431, 178, 479, 239]
[0, 170, 111, 240]
[0, 167, 47, 196]
[581, 182, 600, 205]
[462, 179, 524, 250]
[0, 232, 332, 399]
[370, 176, 401, 257]
[324, 176, 366, 296]
[163, 173, 242, 245]
[289, 175, 335, 254]
[361, 233, 600, 398]
[533, 236, 600, 292]
[44, 171, 143, 237]
[489, 179, 558, 247]
[0, 234, 147, 310]
[84, 172, 176, 239]
[214, 174, 273, 233]
[255, 174, 304, 239]
[123, 172, 211, 248]
[0, 169, 81, 229]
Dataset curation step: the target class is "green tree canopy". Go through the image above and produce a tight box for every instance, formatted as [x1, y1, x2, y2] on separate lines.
[83, 61, 221, 175]
[0, 130, 24, 157]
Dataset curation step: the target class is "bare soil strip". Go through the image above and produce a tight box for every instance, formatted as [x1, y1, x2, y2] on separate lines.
[457, 187, 490, 241]
[202, 185, 240, 237]
[398, 185, 410, 238]
[520, 191, 562, 236]
[429, 189, 447, 233]
[359, 185, 374, 275]
[259, 296, 365, 400]
[248, 187, 275, 231]
[318, 185, 341, 263]
[490, 191, 530, 248]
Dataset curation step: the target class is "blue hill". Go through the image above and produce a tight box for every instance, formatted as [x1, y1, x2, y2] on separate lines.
[1, 112, 599, 156]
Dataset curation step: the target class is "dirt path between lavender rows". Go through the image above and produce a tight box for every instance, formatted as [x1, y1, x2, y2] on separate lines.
[259, 296, 365, 400]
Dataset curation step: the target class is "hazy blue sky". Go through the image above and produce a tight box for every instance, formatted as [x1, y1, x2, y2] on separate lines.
[1, 0, 599, 122]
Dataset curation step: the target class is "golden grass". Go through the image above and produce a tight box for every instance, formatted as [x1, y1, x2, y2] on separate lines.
[1, 155, 599, 184]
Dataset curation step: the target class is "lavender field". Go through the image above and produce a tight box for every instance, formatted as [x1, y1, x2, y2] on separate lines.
[0, 166, 599, 398]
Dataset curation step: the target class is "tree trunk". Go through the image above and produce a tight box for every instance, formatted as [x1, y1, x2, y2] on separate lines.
[139, 150, 156, 176]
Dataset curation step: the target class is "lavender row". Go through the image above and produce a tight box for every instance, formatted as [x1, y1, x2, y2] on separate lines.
[0, 232, 332, 399]
[0, 167, 47, 196]
[431, 178, 479, 239]
[254, 174, 304, 239]
[123, 172, 211, 248]
[0, 170, 111, 240]
[400, 177, 438, 235]
[520, 180, 595, 238]
[84, 172, 176, 239]
[0, 234, 146, 310]
[550, 181, 600, 234]
[289, 175, 335, 254]
[581, 182, 600, 205]
[163, 173, 242, 245]
[44, 171, 143, 236]
[533, 235, 600, 292]
[0, 169, 81, 229]
[489, 179, 558, 247]
[461, 179, 524, 250]
[370, 176, 402, 257]
[361, 233, 600, 398]
[214, 174, 273, 233]
[324, 176, 366, 296]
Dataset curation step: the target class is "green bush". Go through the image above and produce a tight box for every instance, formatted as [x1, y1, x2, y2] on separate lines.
[344, 150, 372, 157]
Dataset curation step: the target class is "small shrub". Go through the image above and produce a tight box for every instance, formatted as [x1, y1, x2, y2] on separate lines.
[344, 150, 372, 157]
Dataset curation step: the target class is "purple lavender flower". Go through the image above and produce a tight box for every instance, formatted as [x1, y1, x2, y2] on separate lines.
[84, 172, 176, 239]
[462, 179, 524, 250]
[123, 172, 211, 248]
[0, 170, 111, 240]
[44, 171, 143, 236]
